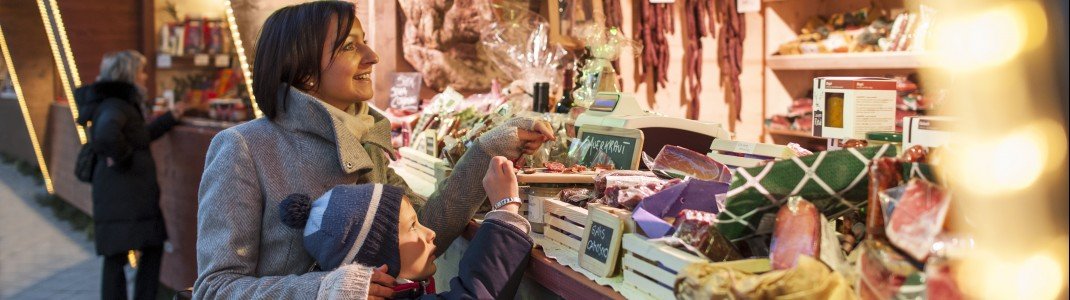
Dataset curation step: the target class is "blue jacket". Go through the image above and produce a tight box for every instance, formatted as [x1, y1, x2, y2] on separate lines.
[408, 218, 534, 300]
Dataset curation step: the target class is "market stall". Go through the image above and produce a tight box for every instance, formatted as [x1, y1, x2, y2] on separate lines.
[383, 0, 969, 298]
[4, 0, 1064, 298]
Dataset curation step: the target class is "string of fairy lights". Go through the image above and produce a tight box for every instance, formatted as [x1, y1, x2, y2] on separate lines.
[0, 25, 55, 194]
[36, 0, 86, 145]
[224, 0, 261, 118]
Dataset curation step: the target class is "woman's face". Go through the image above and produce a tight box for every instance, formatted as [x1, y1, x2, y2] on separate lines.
[313, 15, 379, 109]
[135, 65, 147, 88]
[397, 197, 437, 280]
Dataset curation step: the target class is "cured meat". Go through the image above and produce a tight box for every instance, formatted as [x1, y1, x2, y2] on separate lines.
[544, 161, 566, 172]
[858, 240, 925, 300]
[841, 139, 869, 148]
[886, 178, 950, 261]
[673, 209, 742, 262]
[557, 188, 593, 208]
[769, 198, 821, 270]
[594, 170, 657, 199]
[602, 177, 681, 209]
[867, 157, 903, 240]
[901, 145, 928, 163]
[926, 262, 964, 300]
[651, 145, 731, 182]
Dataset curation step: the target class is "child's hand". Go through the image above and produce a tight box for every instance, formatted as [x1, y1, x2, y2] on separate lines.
[368, 264, 395, 300]
[483, 156, 519, 204]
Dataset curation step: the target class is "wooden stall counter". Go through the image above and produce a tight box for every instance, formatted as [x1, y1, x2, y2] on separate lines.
[151, 121, 228, 290]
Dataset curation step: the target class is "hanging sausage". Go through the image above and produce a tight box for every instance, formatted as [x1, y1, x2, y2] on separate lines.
[714, 0, 746, 123]
[635, 1, 674, 96]
[682, 0, 715, 120]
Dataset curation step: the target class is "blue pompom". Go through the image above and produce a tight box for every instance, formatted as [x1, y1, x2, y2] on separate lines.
[279, 193, 312, 229]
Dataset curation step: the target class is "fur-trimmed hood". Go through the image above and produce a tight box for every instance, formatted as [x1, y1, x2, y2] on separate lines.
[74, 80, 142, 125]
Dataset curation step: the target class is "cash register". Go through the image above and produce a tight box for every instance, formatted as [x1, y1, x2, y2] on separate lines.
[575, 92, 732, 169]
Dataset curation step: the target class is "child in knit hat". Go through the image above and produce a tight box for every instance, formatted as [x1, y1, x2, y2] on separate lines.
[280, 157, 533, 299]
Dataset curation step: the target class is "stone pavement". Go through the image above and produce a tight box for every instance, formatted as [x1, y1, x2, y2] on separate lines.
[0, 163, 101, 300]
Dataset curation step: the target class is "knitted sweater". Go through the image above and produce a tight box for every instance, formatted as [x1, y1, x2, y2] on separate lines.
[194, 86, 538, 299]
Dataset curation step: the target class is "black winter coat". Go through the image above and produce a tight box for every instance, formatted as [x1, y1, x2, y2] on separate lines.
[74, 81, 179, 256]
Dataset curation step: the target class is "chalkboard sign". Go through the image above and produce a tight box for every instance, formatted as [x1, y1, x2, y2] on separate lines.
[390, 72, 422, 112]
[578, 125, 644, 170]
[584, 222, 613, 263]
[580, 204, 628, 277]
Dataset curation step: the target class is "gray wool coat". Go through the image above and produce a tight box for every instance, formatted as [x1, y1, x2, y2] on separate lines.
[194, 87, 508, 299]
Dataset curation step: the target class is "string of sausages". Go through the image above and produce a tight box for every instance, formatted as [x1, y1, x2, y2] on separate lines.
[714, 0, 746, 122]
[635, 1, 674, 94]
[682, 0, 715, 120]
[603, 0, 623, 88]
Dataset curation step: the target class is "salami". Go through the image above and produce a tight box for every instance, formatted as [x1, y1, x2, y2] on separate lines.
[635, 1, 674, 95]
[867, 157, 903, 240]
[769, 197, 821, 270]
[682, 0, 714, 120]
[712, 0, 746, 123]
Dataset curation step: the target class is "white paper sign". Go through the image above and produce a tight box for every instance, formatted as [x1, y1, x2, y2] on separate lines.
[738, 0, 760, 13]
[733, 142, 757, 154]
[156, 54, 172, 68]
[194, 54, 210, 66]
[214, 54, 230, 67]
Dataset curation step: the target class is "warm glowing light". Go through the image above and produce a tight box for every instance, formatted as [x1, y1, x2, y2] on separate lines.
[960, 250, 1066, 300]
[956, 124, 1051, 194]
[1016, 254, 1064, 300]
[930, 3, 1042, 72]
[36, 0, 87, 144]
[1, 26, 55, 194]
[224, 0, 261, 118]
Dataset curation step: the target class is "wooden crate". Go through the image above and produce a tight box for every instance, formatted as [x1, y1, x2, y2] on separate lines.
[621, 234, 772, 299]
[542, 198, 589, 253]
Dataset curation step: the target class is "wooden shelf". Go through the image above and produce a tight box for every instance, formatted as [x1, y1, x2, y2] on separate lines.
[766, 128, 828, 152]
[156, 54, 233, 70]
[766, 52, 927, 70]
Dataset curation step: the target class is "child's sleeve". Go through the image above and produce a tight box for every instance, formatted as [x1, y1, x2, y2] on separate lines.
[429, 216, 534, 300]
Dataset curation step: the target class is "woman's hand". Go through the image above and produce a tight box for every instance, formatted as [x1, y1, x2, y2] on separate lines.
[173, 101, 188, 117]
[517, 120, 555, 156]
[483, 156, 519, 206]
[367, 265, 395, 300]
[477, 117, 556, 160]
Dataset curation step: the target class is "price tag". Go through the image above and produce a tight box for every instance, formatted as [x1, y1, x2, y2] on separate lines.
[156, 54, 172, 68]
[737, 0, 760, 13]
[214, 54, 230, 67]
[194, 54, 210, 66]
[733, 141, 757, 154]
[580, 205, 628, 277]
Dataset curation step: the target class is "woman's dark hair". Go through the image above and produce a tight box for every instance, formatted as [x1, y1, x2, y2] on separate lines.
[253, 1, 356, 119]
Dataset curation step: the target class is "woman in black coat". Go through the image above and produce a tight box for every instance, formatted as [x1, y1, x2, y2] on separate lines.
[74, 50, 185, 300]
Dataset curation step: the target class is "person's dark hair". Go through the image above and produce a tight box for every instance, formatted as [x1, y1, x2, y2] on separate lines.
[253, 1, 355, 119]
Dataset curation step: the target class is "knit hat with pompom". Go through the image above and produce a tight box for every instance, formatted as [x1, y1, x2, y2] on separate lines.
[279, 183, 404, 276]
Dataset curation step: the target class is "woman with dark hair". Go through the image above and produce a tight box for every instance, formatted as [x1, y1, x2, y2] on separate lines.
[195, 1, 553, 299]
[74, 50, 187, 300]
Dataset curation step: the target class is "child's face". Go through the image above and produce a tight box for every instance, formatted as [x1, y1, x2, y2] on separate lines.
[397, 197, 437, 280]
